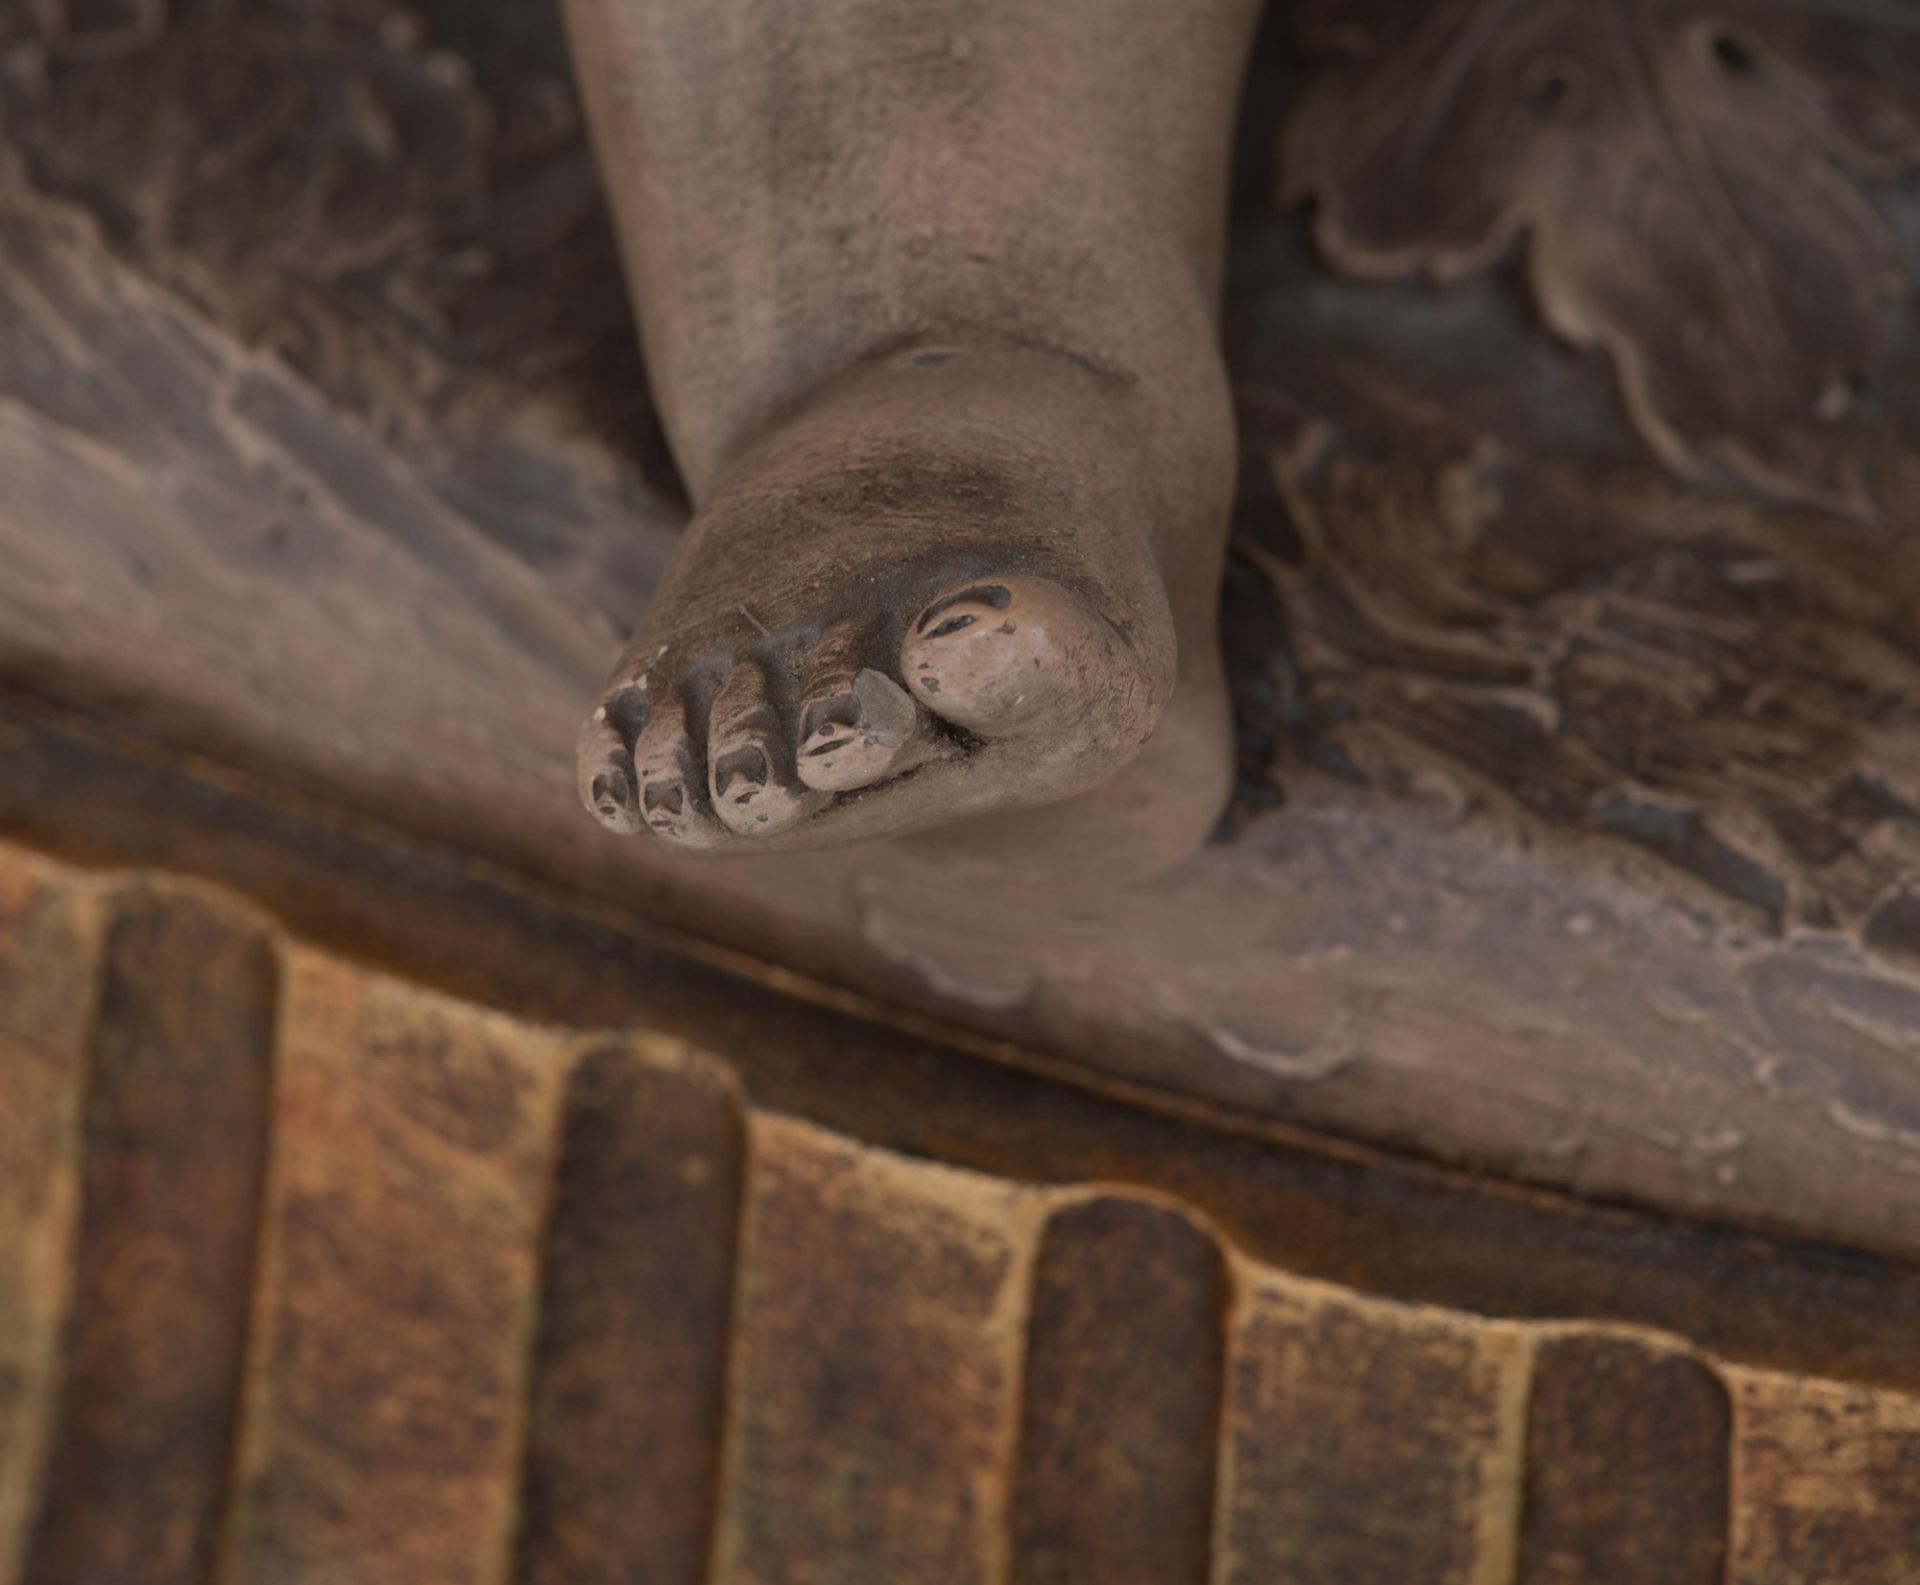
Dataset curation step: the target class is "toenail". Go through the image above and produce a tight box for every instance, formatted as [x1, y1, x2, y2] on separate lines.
[801, 695, 860, 744]
[591, 772, 632, 812]
[714, 744, 771, 795]
[917, 584, 1012, 635]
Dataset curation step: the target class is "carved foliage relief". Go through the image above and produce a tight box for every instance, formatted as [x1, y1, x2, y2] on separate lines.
[1249, 0, 1920, 942]
[1283, 0, 1920, 513]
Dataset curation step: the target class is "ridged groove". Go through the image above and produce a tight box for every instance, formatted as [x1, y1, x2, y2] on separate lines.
[20, 886, 276, 1585]
[1517, 1335, 1731, 1585]
[512, 1039, 745, 1585]
[1010, 1197, 1226, 1585]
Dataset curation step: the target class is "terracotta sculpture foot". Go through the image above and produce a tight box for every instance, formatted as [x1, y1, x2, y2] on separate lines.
[564, 0, 1261, 871]
[576, 345, 1207, 857]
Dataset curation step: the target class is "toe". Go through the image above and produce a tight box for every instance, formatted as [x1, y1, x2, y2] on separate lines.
[630, 688, 717, 848]
[795, 621, 930, 793]
[900, 576, 1139, 740]
[706, 658, 822, 836]
[577, 685, 646, 835]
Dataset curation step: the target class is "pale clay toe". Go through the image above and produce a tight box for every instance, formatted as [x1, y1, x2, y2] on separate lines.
[576, 570, 1170, 854]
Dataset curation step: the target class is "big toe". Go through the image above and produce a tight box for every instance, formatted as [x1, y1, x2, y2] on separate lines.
[900, 576, 1148, 742]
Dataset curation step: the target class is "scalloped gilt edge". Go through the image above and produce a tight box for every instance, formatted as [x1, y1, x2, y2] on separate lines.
[1, 842, 1915, 1584]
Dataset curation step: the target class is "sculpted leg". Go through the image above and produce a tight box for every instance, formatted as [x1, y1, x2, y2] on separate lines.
[564, 0, 1263, 866]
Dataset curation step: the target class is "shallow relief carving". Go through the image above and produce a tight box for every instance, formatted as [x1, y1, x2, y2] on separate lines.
[6, 0, 1920, 1247]
[1235, 0, 1920, 946]
[1282, 0, 1920, 511]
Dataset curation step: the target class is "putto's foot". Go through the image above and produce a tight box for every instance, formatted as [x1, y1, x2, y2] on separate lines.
[561, 0, 1261, 869]
[576, 349, 1186, 855]
[578, 574, 1163, 852]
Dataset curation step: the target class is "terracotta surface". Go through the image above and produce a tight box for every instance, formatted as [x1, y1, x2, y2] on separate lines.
[0, 0, 1918, 1260]
[559, 0, 1252, 864]
[1, 837, 1917, 1583]
[19, 891, 274, 1585]
[13, 706, 1920, 1400]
